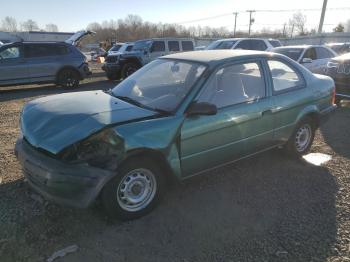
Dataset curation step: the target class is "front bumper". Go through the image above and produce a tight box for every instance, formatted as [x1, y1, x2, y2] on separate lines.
[102, 62, 121, 75]
[15, 138, 115, 208]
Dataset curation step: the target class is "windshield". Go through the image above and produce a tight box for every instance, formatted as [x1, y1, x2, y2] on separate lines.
[272, 48, 303, 61]
[110, 44, 122, 52]
[206, 40, 237, 50]
[132, 40, 152, 51]
[111, 59, 206, 112]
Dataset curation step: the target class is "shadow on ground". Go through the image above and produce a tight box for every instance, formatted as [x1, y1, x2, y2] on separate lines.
[319, 100, 350, 159]
[0, 150, 338, 262]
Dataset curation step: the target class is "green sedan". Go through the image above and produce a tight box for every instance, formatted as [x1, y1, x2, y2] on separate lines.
[15, 50, 336, 220]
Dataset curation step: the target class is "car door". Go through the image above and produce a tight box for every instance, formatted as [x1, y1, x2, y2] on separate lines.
[180, 60, 275, 177]
[266, 59, 310, 143]
[314, 47, 336, 74]
[301, 47, 317, 72]
[149, 41, 166, 62]
[0, 44, 30, 85]
[24, 43, 61, 82]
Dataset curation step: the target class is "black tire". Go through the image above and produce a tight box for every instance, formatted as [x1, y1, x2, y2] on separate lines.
[106, 72, 118, 80]
[335, 97, 341, 106]
[121, 62, 139, 79]
[101, 157, 165, 220]
[57, 69, 80, 89]
[285, 116, 316, 157]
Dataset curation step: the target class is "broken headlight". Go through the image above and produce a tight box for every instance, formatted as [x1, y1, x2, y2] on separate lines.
[60, 129, 124, 170]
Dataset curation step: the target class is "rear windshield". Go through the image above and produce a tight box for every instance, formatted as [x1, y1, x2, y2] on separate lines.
[272, 48, 303, 61]
[207, 40, 237, 50]
[269, 40, 282, 47]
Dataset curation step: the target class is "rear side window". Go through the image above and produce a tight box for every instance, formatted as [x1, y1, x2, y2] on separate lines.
[168, 41, 180, 51]
[198, 62, 265, 108]
[0, 46, 20, 59]
[126, 45, 133, 51]
[316, 47, 335, 59]
[303, 48, 317, 60]
[182, 41, 194, 51]
[250, 40, 267, 51]
[24, 44, 69, 58]
[269, 40, 282, 47]
[268, 60, 303, 93]
[235, 40, 251, 50]
[150, 41, 165, 52]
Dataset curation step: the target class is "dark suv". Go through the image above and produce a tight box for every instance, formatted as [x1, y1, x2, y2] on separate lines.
[102, 38, 195, 80]
[0, 41, 91, 88]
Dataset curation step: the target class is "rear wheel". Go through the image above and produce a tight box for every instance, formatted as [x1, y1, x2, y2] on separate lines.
[285, 117, 316, 157]
[106, 72, 118, 80]
[101, 158, 164, 220]
[121, 62, 139, 79]
[57, 69, 80, 88]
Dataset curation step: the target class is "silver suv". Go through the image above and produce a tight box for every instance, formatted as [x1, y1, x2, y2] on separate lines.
[0, 31, 93, 88]
[102, 38, 195, 80]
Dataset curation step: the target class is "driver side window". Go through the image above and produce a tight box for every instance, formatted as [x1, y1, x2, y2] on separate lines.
[303, 48, 316, 60]
[0, 46, 20, 60]
[197, 62, 265, 108]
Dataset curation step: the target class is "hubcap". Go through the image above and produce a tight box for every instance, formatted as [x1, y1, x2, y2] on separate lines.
[295, 124, 312, 152]
[117, 168, 157, 212]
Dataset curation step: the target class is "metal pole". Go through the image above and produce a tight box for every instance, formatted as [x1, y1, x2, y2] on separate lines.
[233, 12, 238, 36]
[247, 10, 255, 36]
[318, 0, 328, 34]
[290, 24, 295, 38]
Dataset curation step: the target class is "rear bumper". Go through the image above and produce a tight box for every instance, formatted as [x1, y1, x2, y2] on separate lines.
[15, 138, 115, 208]
[320, 104, 337, 123]
[79, 63, 92, 78]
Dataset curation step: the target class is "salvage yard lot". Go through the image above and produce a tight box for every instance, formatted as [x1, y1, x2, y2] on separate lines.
[0, 66, 350, 261]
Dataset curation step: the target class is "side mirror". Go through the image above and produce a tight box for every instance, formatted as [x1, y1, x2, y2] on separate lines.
[301, 58, 313, 64]
[186, 102, 217, 116]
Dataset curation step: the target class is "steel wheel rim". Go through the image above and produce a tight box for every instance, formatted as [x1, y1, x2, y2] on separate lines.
[295, 124, 312, 152]
[117, 168, 157, 212]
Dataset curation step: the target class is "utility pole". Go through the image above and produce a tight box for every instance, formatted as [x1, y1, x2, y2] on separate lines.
[233, 12, 238, 37]
[282, 23, 286, 37]
[290, 24, 295, 38]
[247, 10, 255, 36]
[318, 0, 328, 34]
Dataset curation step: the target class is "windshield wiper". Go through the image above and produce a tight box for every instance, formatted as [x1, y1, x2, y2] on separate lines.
[114, 95, 146, 108]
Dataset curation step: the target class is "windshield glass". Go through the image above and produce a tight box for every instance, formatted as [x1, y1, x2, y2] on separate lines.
[110, 44, 122, 52]
[273, 48, 303, 61]
[206, 40, 236, 50]
[132, 40, 152, 51]
[112, 59, 206, 112]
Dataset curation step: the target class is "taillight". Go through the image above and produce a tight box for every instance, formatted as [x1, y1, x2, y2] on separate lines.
[331, 87, 336, 105]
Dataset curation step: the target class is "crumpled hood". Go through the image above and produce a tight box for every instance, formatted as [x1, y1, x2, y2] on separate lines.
[21, 91, 156, 154]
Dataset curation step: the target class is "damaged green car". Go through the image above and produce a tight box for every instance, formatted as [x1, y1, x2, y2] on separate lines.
[16, 50, 336, 220]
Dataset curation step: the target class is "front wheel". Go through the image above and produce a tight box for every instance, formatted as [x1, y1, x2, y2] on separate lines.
[121, 62, 139, 79]
[101, 158, 164, 220]
[57, 69, 80, 89]
[285, 117, 316, 157]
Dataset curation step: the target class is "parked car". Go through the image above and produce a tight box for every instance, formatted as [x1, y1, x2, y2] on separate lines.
[206, 38, 282, 51]
[0, 31, 93, 88]
[326, 42, 350, 55]
[107, 42, 134, 56]
[16, 50, 336, 220]
[271, 45, 337, 75]
[102, 38, 195, 80]
[324, 52, 350, 102]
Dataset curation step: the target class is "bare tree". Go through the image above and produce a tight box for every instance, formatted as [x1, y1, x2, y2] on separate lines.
[45, 23, 59, 32]
[289, 12, 307, 35]
[1, 16, 18, 32]
[21, 19, 39, 31]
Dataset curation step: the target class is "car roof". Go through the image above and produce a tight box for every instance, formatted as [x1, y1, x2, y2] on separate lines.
[274, 45, 327, 49]
[213, 38, 279, 42]
[162, 50, 277, 66]
[135, 38, 194, 42]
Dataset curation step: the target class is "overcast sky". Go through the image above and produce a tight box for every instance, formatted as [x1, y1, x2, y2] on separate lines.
[1, 0, 350, 33]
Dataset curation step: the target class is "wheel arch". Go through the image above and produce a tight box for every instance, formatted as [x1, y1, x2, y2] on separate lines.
[295, 105, 321, 128]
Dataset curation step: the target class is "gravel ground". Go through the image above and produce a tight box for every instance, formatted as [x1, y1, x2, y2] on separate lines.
[0, 66, 349, 261]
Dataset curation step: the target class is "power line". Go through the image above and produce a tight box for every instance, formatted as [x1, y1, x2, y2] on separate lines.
[176, 7, 350, 24]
